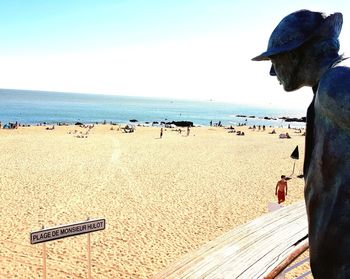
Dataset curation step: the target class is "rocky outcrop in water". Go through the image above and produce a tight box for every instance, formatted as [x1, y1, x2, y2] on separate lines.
[166, 121, 193, 127]
[280, 117, 306, 122]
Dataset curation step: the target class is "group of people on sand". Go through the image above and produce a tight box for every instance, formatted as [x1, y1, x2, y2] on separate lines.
[159, 126, 191, 138]
[0, 121, 19, 129]
[45, 125, 55, 130]
[209, 120, 222, 127]
[279, 132, 291, 139]
[0, 121, 73, 129]
[250, 125, 266, 131]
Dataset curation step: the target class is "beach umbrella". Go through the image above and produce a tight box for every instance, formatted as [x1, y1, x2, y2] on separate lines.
[290, 145, 299, 176]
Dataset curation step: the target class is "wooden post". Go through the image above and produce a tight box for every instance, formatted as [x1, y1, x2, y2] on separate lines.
[289, 160, 296, 177]
[43, 243, 47, 279]
[42, 225, 47, 279]
[291, 160, 296, 175]
[87, 233, 91, 279]
[87, 217, 92, 279]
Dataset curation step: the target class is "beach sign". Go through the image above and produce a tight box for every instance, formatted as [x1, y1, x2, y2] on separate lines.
[30, 218, 105, 244]
[30, 218, 105, 279]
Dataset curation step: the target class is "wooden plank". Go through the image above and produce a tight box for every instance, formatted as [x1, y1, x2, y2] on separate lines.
[218, 232, 304, 275]
[163, 204, 306, 278]
[237, 219, 307, 276]
[156, 208, 306, 278]
[187, 226, 304, 278]
[156, 209, 304, 275]
[191, 217, 306, 278]
[236, 231, 307, 278]
[263, 239, 309, 278]
[166, 203, 305, 277]
[154, 201, 308, 279]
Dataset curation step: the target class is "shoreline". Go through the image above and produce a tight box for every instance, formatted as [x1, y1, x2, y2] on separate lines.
[0, 115, 306, 130]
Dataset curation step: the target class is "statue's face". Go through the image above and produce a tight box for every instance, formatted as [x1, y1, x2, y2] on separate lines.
[270, 52, 301, 92]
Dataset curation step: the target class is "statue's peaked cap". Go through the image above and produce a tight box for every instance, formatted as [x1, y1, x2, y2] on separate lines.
[252, 10, 343, 61]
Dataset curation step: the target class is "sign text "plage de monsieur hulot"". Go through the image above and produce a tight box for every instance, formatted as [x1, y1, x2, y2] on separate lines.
[30, 219, 106, 244]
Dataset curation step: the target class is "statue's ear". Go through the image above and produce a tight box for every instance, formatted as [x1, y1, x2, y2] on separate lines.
[313, 13, 343, 39]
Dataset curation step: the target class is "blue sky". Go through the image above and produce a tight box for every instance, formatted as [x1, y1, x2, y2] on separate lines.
[0, 0, 349, 110]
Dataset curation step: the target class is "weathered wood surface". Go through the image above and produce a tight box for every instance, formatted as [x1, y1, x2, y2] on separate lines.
[154, 201, 308, 279]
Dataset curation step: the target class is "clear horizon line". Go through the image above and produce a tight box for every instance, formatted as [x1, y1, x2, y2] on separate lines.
[0, 87, 305, 112]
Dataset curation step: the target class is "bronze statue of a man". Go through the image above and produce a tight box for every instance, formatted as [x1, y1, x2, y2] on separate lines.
[252, 10, 350, 278]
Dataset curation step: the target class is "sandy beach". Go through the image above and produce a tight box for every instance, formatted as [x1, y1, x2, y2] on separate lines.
[0, 124, 307, 278]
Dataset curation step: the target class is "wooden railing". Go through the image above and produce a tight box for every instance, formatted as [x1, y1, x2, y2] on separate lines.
[154, 201, 309, 278]
[276, 256, 311, 279]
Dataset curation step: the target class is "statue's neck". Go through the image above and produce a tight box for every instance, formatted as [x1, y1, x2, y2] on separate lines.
[309, 56, 343, 88]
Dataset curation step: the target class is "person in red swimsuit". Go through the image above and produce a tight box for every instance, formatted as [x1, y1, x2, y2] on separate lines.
[275, 175, 288, 204]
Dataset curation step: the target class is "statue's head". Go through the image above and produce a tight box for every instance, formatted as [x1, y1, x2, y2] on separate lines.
[252, 10, 342, 61]
[252, 10, 343, 91]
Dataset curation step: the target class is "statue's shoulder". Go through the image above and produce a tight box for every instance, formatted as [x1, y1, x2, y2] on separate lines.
[319, 65, 350, 90]
[318, 66, 350, 97]
[316, 66, 350, 125]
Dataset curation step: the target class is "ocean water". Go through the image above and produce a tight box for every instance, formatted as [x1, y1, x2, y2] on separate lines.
[0, 89, 306, 128]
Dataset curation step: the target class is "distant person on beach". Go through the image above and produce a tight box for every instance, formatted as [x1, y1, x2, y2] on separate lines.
[186, 126, 190, 136]
[160, 128, 163, 139]
[275, 175, 288, 204]
[252, 9, 350, 276]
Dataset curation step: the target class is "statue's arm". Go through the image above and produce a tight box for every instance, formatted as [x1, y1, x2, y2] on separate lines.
[306, 66, 350, 278]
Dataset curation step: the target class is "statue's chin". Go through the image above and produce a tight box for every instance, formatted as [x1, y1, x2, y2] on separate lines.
[282, 83, 300, 92]
[277, 77, 303, 92]
[283, 86, 295, 92]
